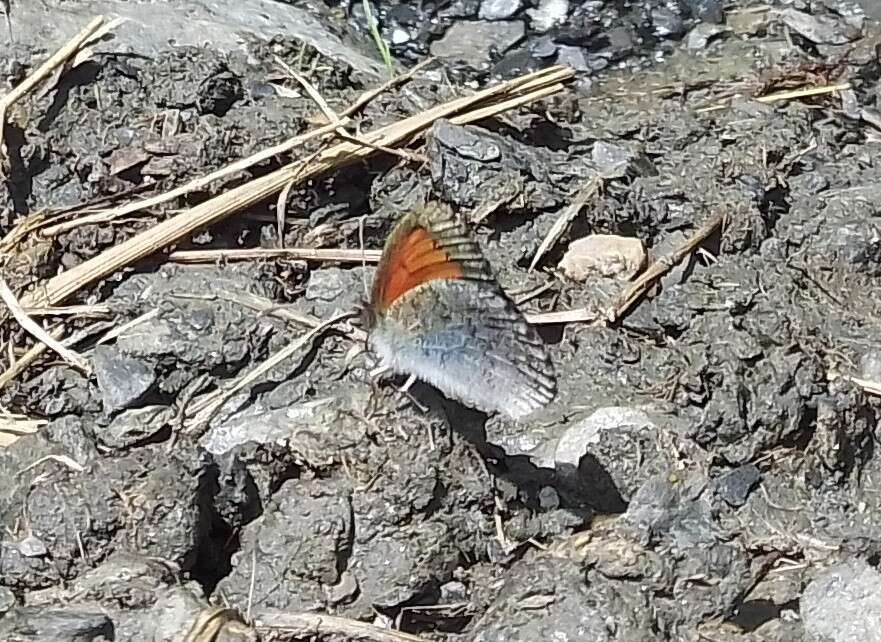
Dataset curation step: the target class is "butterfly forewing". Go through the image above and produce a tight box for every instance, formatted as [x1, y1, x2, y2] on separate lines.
[370, 203, 493, 311]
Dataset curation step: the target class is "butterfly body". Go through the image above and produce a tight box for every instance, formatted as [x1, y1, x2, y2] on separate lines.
[365, 203, 556, 419]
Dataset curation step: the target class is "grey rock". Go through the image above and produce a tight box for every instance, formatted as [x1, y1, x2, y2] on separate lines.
[555, 44, 590, 71]
[652, 7, 685, 38]
[199, 390, 367, 464]
[326, 571, 359, 606]
[21, 552, 252, 641]
[0, 607, 112, 641]
[91, 345, 155, 412]
[802, 559, 881, 642]
[0, 0, 386, 79]
[554, 407, 673, 511]
[391, 28, 411, 45]
[813, 217, 881, 269]
[686, 23, 728, 49]
[601, 25, 636, 60]
[530, 37, 558, 59]
[479, 0, 523, 20]
[440, 580, 468, 601]
[856, 0, 881, 19]
[471, 556, 653, 641]
[624, 472, 718, 547]
[592, 140, 654, 178]
[216, 477, 353, 613]
[684, 0, 724, 23]
[102, 405, 175, 449]
[859, 351, 881, 380]
[112, 265, 281, 372]
[26, 552, 175, 607]
[715, 464, 761, 507]
[586, 53, 609, 71]
[0, 586, 14, 615]
[354, 521, 457, 609]
[437, 0, 483, 19]
[839, 88, 860, 119]
[527, 0, 570, 33]
[17, 535, 48, 558]
[148, 586, 215, 642]
[21, 367, 97, 418]
[776, 8, 861, 45]
[429, 20, 525, 67]
[432, 119, 502, 162]
[427, 119, 588, 211]
[302, 266, 372, 318]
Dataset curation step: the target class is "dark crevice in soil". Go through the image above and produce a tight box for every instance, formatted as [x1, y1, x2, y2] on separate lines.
[730, 597, 800, 633]
[37, 61, 102, 133]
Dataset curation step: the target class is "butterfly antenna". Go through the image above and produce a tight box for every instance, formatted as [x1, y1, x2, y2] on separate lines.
[359, 214, 369, 299]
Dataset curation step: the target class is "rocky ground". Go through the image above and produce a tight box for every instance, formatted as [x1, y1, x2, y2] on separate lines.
[2, 1, 881, 641]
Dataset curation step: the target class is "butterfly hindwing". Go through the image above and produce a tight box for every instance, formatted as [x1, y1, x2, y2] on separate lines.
[369, 279, 556, 419]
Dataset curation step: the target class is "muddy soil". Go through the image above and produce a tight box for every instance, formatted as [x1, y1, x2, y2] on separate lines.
[2, 1, 881, 641]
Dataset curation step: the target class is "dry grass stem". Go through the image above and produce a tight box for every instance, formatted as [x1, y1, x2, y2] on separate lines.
[0, 279, 90, 373]
[608, 212, 726, 321]
[526, 308, 599, 325]
[94, 309, 161, 346]
[186, 311, 352, 429]
[448, 82, 564, 125]
[255, 609, 430, 642]
[470, 194, 514, 224]
[23, 304, 112, 317]
[754, 82, 852, 104]
[280, 56, 428, 164]
[0, 326, 64, 391]
[847, 376, 881, 397]
[276, 56, 347, 136]
[168, 289, 342, 337]
[20, 65, 573, 310]
[529, 176, 601, 272]
[168, 247, 382, 264]
[695, 82, 852, 113]
[341, 56, 435, 118]
[0, 16, 108, 160]
[0, 414, 45, 449]
[41, 58, 435, 239]
[514, 281, 554, 306]
[40, 117, 348, 238]
[18, 453, 85, 475]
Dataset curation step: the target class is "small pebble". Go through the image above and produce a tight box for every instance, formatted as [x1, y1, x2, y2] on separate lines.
[686, 23, 727, 50]
[527, 0, 569, 33]
[17, 535, 48, 558]
[651, 7, 684, 38]
[802, 559, 881, 642]
[559, 234, 646, 281]
[555, 45, 589, 71]
[92, 345, 156, 413]
[429, 20, 525, 67]
[716, 464, 761, 507]
[479, 0, 523, 21]
[391, 28, 410, 45]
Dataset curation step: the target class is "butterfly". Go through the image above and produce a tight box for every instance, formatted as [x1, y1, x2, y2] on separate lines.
[362, 202, 556, 419]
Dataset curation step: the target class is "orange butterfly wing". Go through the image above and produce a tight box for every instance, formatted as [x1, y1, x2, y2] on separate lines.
[378, 227, 464, 309]
[370, 204, 492, 312]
